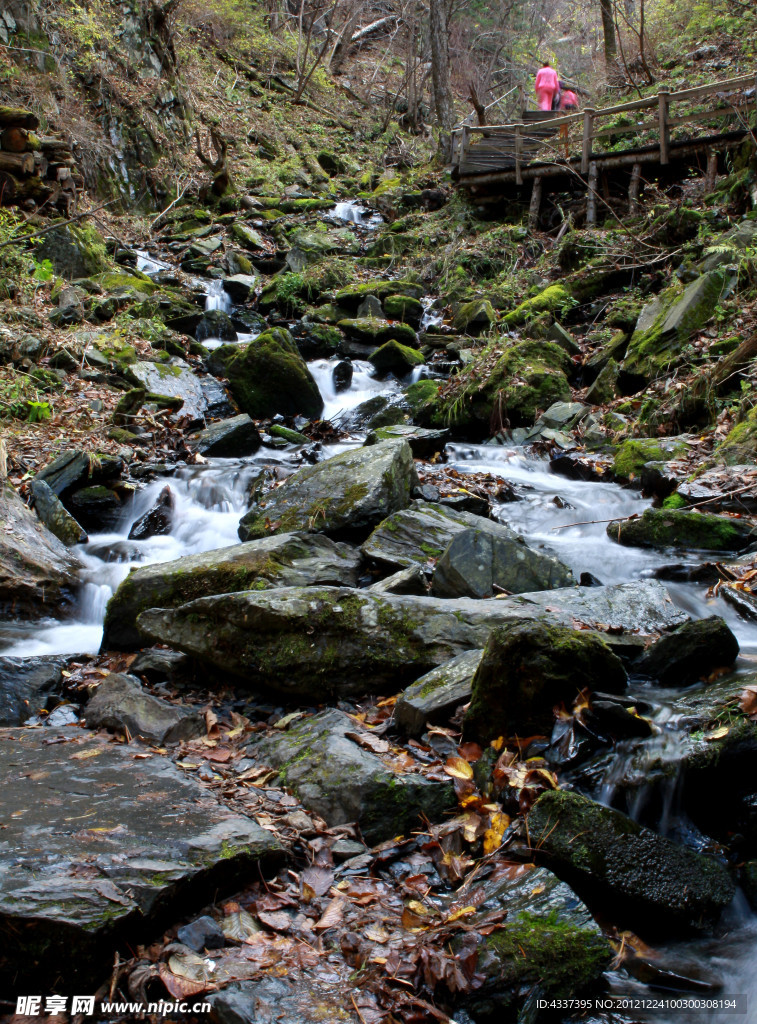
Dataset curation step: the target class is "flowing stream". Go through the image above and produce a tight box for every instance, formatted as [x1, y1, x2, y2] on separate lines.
[4, 229, 757, 1019]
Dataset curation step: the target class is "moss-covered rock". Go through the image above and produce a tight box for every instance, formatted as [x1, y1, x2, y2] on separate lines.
[464, 618, 627, 741]
[452, 298, 497, 335]
[503, 284, 572, 327]
[231, 223, 267, 251]
[623, 268, 736, 382]
[612, 437, 689, 481]
[528, 790, 735, 932]
[334, 279, 423, 312]
[637, 616, 739, 686]
[382, 293, 424, 326]
[607, 508, 757, 552]
[404, 379, 441, 421]
[717, 405, 757, 465]
[35, 224, 110, 280]
[208, 328, 323, 420]
[369, 339, 425, 376]
[338, 317, 418, 348]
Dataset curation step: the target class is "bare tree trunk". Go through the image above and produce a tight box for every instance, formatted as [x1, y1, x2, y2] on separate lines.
[600, 0, 617, 68]
[429, 0, 455, 129]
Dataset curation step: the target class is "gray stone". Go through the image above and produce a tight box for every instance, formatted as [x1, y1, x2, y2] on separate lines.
[585, 358, 620, 404]
[461, 865, 612, 1020]
[103, 532, 362, 650]
[432, 526, 575, 599]
[238, 440, 418, 542]
[223, 274, 259, 303]
[231, 223, 267, 252]
[177, 915, 226, 952]
[34, 449, 91, 495]
[209, 977, 350, 1024]
[637, 616, 739, 686]
[546, 321, 581, 356]
[362, 500, 493, 570]
[136, 580, 687, 699]
[0, 483, 82, 620]
[127, 359, 210, 421]
[190, 414, 262, 458]
[0, 655, 67, 726]
[452, 298, 496, 335]
[356, 294, 383, 318]
[248, 709, 454, 843]
[528, 790, 735, 932]
[196, 310, 238, 343]
[84, 672, 205, 744]
[368, 564, 428, 596]
[539, 401, 588, 430]
[395, 650, 482, 736]
[0, 728, 283, 990]
[128, 485, 175, 541]
[365, 424, 449, 458]
[30, 479, 87, 546]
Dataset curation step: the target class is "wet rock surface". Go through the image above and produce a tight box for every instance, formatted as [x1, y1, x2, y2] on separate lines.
[238, 439, 418, 541]
[84, 672, 205, 743]
[137, 580, 686, 698]
[608, 508, 757, 552]
[0, 655, 67, 726]
[103, 532, 362, 650]
[0, 728, 283, 989]
[190, 413, 262, 457]
[395, 649, 483, 736]
[637, 616, 739, 685]
[528, 790, 735, 933]
[248, 709, 455, 843]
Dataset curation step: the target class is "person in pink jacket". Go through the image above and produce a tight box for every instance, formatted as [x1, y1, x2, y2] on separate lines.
[535, 62, 560, 111]
[559, 87, 579, 111]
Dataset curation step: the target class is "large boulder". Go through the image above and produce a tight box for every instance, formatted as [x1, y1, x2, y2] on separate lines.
[461, 865, 613, 1020]
[337, 317, 418, 348]
[464, 619, 627, 741]
[363, 501, 574, 597]
[432, 526, 575, 599]
[238, 439, 418, 541]
[84, 673, 205, 744]
[127, 358, 210, 421]
[0, 728, 282, 991]
[137, 580, 686, 700]
[395, 649, 483, 736]
[623, 268, 737, 382]
[0, 483, 81, 620]
[607, 508, 757, 552]
[368, 339, 424, 376]
[364, 424, 449, 459]
[34, 223, 110, 280]
[637, 616, 739, 685]
[0, 656, 66, 726]
[207, 328, 323, 420]
[102, 532, 362, 650]
[248, 709, 454, 844]
[528, 790, 735, 932]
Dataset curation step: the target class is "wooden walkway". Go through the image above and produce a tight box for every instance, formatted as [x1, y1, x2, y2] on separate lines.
[450, 73, 757, 218]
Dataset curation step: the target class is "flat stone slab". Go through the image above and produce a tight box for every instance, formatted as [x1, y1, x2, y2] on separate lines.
[0, 728, 283, 989]
[395, 649, 483, 736]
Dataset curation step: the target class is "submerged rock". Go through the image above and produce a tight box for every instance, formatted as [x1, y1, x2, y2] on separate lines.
[102, 532, 362, 650]
[84, 672, 204, 744]
[248, 709, 454, 843]
[238, 439, 418, 541]
[637, 616, 739, 685]
[0, 483, 82, 620]
[128, 485, 174, 541]
[0, 728, 282, 990]
[461, 864, 613, 1019]
[528, 790, 735, 933]
[464, 619, 627, 741]
[395, 650, 483, 736]
[607, 508, 757, 552]
[137, 580, 686, 699]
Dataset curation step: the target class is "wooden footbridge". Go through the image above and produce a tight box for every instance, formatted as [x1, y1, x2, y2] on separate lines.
[450, 73, 756, 222]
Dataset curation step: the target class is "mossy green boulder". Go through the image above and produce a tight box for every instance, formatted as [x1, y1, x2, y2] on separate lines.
[528, 790, 735, 932]
[382, 293, 423, 326]
[338, 317, 418, 348]
[334, 279, 423, 312]
[612, 436, 689, 480]
[623, 268, 736, 381]
[208, 327, 323, 420]
[607, 508, 756, 552]
[35, 223, 110, 280]
[369, 339, 424, 376]
[717, 406, 757, 465]
[452, 298, 497, 335]
[503, 284, 572, 327]
[464, 618, 627, 741]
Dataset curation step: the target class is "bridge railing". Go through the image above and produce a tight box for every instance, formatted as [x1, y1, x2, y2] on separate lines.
[451, 72, 757, 180]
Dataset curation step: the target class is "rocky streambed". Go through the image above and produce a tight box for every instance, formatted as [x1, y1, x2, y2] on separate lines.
[2, 200, 757, 1022]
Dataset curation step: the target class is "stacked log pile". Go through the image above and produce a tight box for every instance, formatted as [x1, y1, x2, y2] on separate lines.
[0, 106, 81, 214]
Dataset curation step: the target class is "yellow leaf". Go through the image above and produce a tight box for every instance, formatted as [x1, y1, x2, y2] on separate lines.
[704, 725, 729, 741]
[490, 736, 505, 751]
[70, 748, 103, 760]
[406, 899, 434, 917]
[444, 755, 473, 780]
[444, 906, 476, 923]
[483, 811, 510, 855]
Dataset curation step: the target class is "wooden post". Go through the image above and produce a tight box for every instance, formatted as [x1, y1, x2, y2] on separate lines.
[628, 162, 641, 215]
[658, 87, 670, 165]
[461, 125, 470, 167]
[581, 108, 595, 175]
[514, 124, 523, 185]
[529, 176, 542, 230]
[586, 161, 598, 226]
[705, 147, 718, 190]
